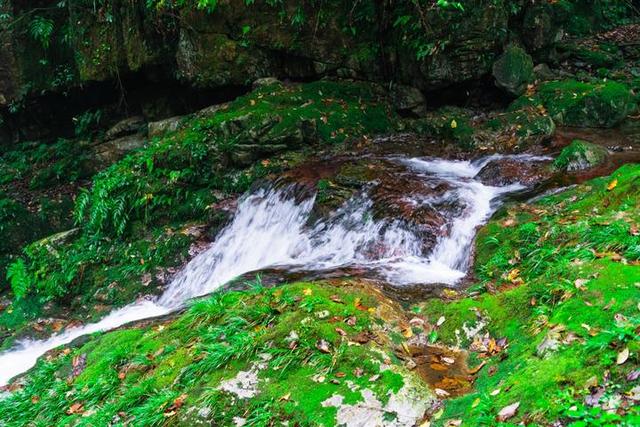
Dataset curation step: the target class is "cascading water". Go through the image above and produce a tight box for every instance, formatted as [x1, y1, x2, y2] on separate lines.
[0, 154, 548, 387]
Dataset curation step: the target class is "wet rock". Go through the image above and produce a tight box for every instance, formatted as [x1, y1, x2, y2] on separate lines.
[104, 116, 146, 141]
[492, 45, 534, 96]
[552, 140, 609, 172]
[476, 157, 552, 186]
[148, 116, 183, 139]
[390, 85, 427, 117]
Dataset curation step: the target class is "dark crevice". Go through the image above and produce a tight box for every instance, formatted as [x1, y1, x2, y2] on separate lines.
[1, 67, 251, 145]
[424, 76, 513, 111]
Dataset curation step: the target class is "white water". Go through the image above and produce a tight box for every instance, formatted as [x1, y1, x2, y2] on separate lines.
[0, 155, 546, 387]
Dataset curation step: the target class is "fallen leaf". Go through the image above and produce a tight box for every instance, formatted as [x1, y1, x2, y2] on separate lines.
[67, 403, 84, 415]
[303, 288, 313, 296]
[617, 348, 630, 365]
[316, 339, 331, 354]
[490, 388, 501, 396]
[507, 269, 520, 283]
[436, 316, 446, 327]
[335, 327, 347, 336]
[279, 393, 291, 401]
[627, 369, 640, 381]
[435, 388, 451, 397]
[445, 420, 461, 427]
[471, 397, 481, 408]
[607, 179, 618, 191]
[497, 402, 520, 422]
[450, 119, 457, 129]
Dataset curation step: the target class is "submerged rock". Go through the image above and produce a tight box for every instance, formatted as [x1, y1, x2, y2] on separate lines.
[553, 139, 609, 172]
[492, 45, 534, 96]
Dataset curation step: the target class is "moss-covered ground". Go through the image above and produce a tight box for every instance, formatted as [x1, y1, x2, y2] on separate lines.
[419, 163, 640, 426]
[0, 281, 429, 426]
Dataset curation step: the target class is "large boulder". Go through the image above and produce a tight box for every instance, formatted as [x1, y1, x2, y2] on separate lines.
[492, 45, 534, 96]
[552, 139, 608, 172]
[510, 80, 638, 128]
[390, 85, 427, 117]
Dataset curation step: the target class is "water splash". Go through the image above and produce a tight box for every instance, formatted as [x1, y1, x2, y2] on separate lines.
[0, 154, 542, 387]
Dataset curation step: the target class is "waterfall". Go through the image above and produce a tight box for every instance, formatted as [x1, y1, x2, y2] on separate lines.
[0, 155, 546, 387]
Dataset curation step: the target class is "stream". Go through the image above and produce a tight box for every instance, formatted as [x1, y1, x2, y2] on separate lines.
[0, 154, 550, 387]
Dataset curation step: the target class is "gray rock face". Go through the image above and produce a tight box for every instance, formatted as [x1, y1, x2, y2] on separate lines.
[390, 85, 427, 117]
[91, 134, 146, 169]
[105, 116, 146, 141]
[148, 116, 183, 139]
[252, 77, 281, 89]
[492, 45, 534, 96]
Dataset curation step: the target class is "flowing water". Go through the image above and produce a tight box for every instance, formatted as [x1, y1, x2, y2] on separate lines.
[0, 154, 548, 387]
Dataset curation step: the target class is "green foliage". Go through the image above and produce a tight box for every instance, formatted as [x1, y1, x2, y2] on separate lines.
[29, 16, 54, 49]
[75, 80, 392, 237]
[6, 258, 30, 300]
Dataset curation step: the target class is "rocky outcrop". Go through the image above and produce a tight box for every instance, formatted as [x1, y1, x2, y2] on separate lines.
[492, 44, 534, 96]
[2, 0, 633, 109]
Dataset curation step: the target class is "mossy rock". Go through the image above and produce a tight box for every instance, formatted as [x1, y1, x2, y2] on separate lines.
[510, 79, 638, 128]
[492, 45, 534, 96]
[552, 139, 608, 172]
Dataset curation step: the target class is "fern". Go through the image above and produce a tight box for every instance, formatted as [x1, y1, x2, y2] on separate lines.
[7, 258, 31, 299]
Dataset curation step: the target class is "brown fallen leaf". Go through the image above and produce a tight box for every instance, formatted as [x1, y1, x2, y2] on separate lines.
[335, 327, 347, 336]
[497, 401, 520, 422]
[67, 403, 84, 415]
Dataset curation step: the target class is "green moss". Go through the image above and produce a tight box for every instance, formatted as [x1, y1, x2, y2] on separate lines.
[510, 79, 637, 128]
[0, 281, 428, 426]
[552, 139, 608, 171]
[492, 44, 534, 96]
[420, 163, 640, 426]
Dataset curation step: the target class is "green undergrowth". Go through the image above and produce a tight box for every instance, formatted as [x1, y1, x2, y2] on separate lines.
[75, 80, 392, 238]
[419, 163, 640, 426]
[0, 282, 421, 426]
[2, 80, 393, 328]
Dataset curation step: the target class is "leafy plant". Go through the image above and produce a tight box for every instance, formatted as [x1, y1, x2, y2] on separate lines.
[29, 16, 54, 49]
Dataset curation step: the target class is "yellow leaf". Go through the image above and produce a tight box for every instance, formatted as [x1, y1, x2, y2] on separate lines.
[607, 179, 618, 191]
[450, 119, 457, 129]
[507, 268, 520, 283]
[303, 288, 313, 296]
